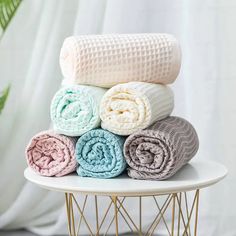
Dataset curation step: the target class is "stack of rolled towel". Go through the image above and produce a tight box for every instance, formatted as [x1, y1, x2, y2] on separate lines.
[26, 34, 199, 180]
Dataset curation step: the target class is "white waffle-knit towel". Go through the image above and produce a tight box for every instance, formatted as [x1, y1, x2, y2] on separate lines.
[60, 34, 181, 88]
[100, 82, 174, 136]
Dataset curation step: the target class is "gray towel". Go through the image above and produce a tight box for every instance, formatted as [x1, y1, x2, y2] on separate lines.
[124, 116, 199, 180]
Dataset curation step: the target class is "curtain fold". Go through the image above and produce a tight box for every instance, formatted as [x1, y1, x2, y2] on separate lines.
[0, 0, 235, 235]
[0, 0, 80, 233]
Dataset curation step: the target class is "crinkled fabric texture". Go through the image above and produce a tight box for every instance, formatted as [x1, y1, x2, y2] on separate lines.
[76, 129, 126, 178]
[25, 130, 78, 177]
[60, 34, 181, 88]
[124, 116, 199, 180]
[50, 85, 106, 136]
[100, 82, 174, 136]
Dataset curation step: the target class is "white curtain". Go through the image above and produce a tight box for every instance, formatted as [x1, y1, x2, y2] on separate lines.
[0, 0, 235, 235]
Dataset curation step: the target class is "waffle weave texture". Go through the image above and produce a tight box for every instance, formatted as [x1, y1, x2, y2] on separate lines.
[60, 34, 181, 88]
[25, 130, 78, 177]
[50, 85, 107, 136]
[124, 116, 199, 180]
[100, 82, 174, 136]
[75, 129, 126, 178]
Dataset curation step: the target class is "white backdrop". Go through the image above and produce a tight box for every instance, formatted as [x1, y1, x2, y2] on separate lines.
[0, 0, 235, 235]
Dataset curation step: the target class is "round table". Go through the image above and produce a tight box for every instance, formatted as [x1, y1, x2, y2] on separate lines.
[24, 160, 227, 236]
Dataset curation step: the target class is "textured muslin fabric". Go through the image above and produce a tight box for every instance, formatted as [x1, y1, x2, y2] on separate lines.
[100, 82, 174, 136]
[50, 85, 107, 136]
[124, 116, 199, 180]
[59, 34, 181, 88]
[75, 129, 126, 178]
[2, 1, 234, 236]
[25, 130, 78, 177]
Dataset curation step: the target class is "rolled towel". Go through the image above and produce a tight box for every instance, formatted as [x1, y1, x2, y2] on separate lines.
[60, 34, 181, 88]
[50, 85, 106, 136]
[26, 131, 77, 176]
[124, 116, 199, 180]
[100, 82, 174, 136]
[76, 129, 126, 178]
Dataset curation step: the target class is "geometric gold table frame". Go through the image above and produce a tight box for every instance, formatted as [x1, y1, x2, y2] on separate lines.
[24, 161, 227, 236]
[65, 190, 199, 236]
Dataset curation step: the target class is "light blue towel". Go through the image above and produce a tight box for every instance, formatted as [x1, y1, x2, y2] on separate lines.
[76, 129, 126, 178]
[50, 85, 106, 136]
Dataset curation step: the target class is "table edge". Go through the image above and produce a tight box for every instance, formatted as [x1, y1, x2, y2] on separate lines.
[27, 175, 226, 196]
[24, 163, 227, 196]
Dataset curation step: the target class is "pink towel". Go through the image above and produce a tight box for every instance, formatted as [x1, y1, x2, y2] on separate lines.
[25, 130, 78, 176]
[60, 34, 181, 88]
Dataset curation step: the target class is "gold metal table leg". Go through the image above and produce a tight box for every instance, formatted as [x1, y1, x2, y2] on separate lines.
[95, 195, 99, 236]
[171, 193, 176, 236]
[64, 190, 200, 236]
[194, 190, 200, 236]
[139, 196, 142, 234]
[112, 196, 119, 236]
[65, 193, 72, 236]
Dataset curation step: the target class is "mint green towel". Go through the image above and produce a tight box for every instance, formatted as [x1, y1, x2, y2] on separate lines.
[50, 85, 106, 136]
[76, 129, 126, 178]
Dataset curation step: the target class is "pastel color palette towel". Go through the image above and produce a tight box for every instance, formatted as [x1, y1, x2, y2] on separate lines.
[26, 130, 77, 177]
[76, 129, 126, 178]
[124, 116, 199, 180]
[60, 34, 181, 88]
[100, 82, 174, 136]
[50, 85, 106, 136]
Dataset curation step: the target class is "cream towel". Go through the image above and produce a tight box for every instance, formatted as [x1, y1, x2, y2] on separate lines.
[60, 34, 181, 88]
[100, 82, 174, 136]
